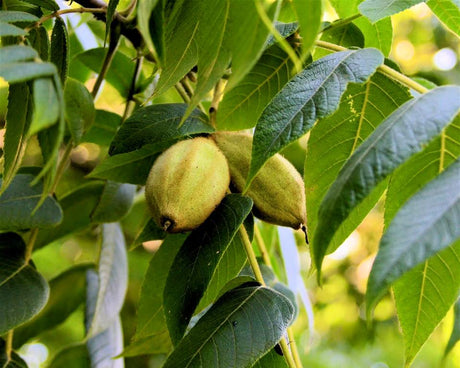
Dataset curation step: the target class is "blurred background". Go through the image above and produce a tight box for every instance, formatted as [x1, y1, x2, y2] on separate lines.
[1, 1, 459, 367]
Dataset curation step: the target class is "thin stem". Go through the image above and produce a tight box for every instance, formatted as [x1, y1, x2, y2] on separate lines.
[254, 0, 302, 74]
[175, 82, 191, 103]
[24, 7, 107, 32]
[181, 78, 206, 113]
[254, 225, 272, 267]
[25, 228, 39, 264]
[122, 54, 143, 122]
[321, 14, 362, 33]
[288, 328, 303, 368]
[50, 141, 73, 194]
[5, 330, 13, 360]
[209, 79, 225, 128]
[279, 337, 298, 368]
[314, 40, 429, 94]
[238, 225, 297, 368]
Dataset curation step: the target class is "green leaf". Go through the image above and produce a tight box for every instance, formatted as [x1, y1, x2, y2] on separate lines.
[446, 297, 460, 356]
[394, 240, 460, 365]
[305, 72, 411, 256]
[48, 344, 90, 368]
[164, 194, 253, 344]
[29, 77, 60, 136]
[87, 315, 124, 367]
[64, 78, 95, 144]
[109, 103, 212, 155]
[0, 21, 26, 36]
[153, 0, 198, 97]
[86, 223, 128, 338]
[0, 174, 63, 230]
[24, 0, 59, 11]
[0, 338, 28, 368]
[74, 48, 145, 98]
[120, 333, 171, 357]
[35, 181, 105, 249]
[136, 0, 159, 55]
[27, 26, 50, 61]
[13, 264, 91, 348]
[217, 43, 294, 131]
[358, 0, 425, 22]
[162, 284, 294, 368]
[1, 83, 30, 193]
[0, 45, 38, 63]
[292, 0, 322, 58]
[134, 234, 186, 347]
[91, 181, 136, 223]
[0, 10, 38, 22]
[313, 86, 460, 279]
[89, 142, 172, 185]
[50, 17, 69, 84]
[367, 159, 460, 313]
[105, 0, 120, 44]
[315, 23, 364, 60]
[248, 48, 384, 185]
[0, 62, 56, 83]
[0, 232, 49, 334]
[427, 0, 460, 36]
[81, 109, 121, 146]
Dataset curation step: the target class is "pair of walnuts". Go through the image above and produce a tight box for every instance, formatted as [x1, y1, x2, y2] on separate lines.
[145, 131, 306, 234]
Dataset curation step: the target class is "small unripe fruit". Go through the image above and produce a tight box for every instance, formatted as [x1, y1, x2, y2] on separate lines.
[145, 137, 230, 233]
[212, 131, 306, 230]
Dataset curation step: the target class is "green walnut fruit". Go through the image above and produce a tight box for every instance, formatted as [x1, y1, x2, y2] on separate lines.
[145, 137, 230, 233]
[212, 131, 306, 230]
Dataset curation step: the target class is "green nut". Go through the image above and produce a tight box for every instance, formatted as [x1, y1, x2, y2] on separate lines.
[145, 137, 230, 233]
[212, 131, 306, 230]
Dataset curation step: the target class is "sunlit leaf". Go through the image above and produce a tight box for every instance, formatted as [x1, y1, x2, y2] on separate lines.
[0, 21, 26, 36]
[427, 0, 460, 36]
[0, 45, 37, 63]
[292, 0, 322, 58]
[48, 344, 90, 368]
[359, 0, 425, 22]
[0, 10, 38, 22]
[446, 297, 460, 356]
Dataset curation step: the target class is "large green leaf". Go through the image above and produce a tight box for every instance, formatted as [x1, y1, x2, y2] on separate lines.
[217, 43, 294, 131]
[108, 103, 212, 155]
[313, 86, 460, 279]
[358, 0, 425, 22]
[64, 78, 95, 144]
[29, 78, 60, 136]
[0, 232, 49, 334]
[252, 348, 288, 368]
[50, 16, 69, 84]
[13, 264, 91, 348]
[248, 48, 383, 185]
[0, 45, 38, 63]
[164, 194, 253, 344]
[0, 174, 63, 230]
[367, 159, 460, 312]
[446, 297, 460, 356]
[427, 0, 460, 36]
[35, 181, 105, 249]
[0, 338, 27, 368]
[394, 240, 460, 366]
[162, 284, 294, 368]
[133, 234, 186, 351]
[25, 0, 59, 11]
[136, 0, 159, 56]
[305, 72, 411, 256]
[90, 181, 136, 223]
[1, 83, 30, 193]
[89, 141, 173, 185]
[0, 21, 26, 36]
[27, 26, 50, 61]
[86, 223, 128, 338]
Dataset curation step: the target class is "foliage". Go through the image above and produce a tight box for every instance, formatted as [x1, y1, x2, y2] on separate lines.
[0, 0, 459, 367]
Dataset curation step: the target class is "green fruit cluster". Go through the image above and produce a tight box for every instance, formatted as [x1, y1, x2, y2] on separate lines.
[145, 132, 307, 233]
